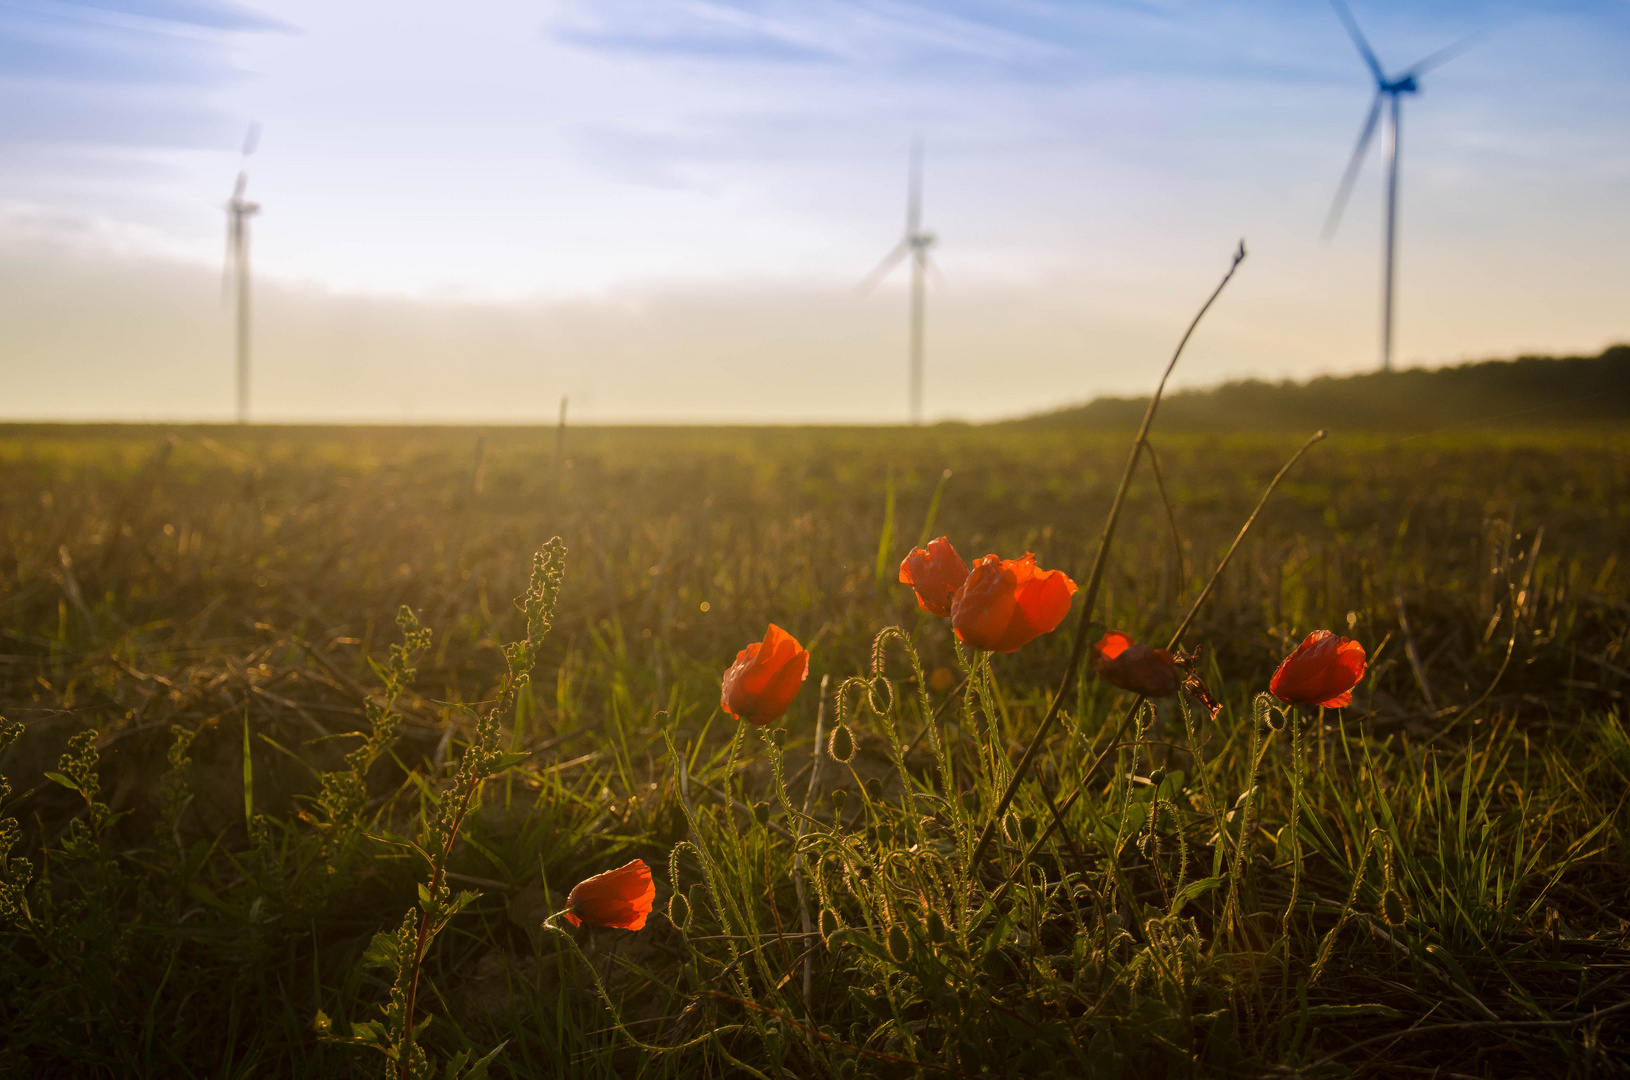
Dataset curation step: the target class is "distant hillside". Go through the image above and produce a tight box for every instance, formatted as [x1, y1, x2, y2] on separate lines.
[1017, 345, 1630, 431]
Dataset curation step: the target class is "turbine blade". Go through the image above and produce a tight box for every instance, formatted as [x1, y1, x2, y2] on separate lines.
[925, 255, 948, 292]
[1402, 31, 1483, 79]
[232, 170, 248, 201]
[856, 239, 910, 296]
[907, 138, 923, 234]
[242, 121, 261, 158]
[1322, 93, 1383, 242]
[1329, 0, 1384, 84]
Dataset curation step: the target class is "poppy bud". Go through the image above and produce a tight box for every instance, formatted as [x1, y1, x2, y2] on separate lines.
[561, 859, 655, 931]
[819, 907, 840, 940]
[951, 553, 1078, 653]
[863, 777, 884, 802]
[752, 801, 771, 827]
[1091, 631, 1182, 698]
[828, 724, 855, 763]
[898, 537, 969, 617]
[926, 909, 947, 944]
[1381, 888, 1408, 928]
[887, 923, 913, 964]
[667, 891, 691, 930]
[1269, 630, 1367, 708]
[721, 624, 810, 725]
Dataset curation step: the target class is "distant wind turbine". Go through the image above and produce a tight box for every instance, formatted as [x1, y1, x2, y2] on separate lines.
[223, 123, 261, 423]
[858, 140, 943, 425]
[1322, 0, 1478, 372]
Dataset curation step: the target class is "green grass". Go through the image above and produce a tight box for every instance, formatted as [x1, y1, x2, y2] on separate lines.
[0, 422, 1626, 1078]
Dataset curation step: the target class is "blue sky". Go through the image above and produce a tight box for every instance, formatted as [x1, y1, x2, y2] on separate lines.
[1, 0, 1627, 422]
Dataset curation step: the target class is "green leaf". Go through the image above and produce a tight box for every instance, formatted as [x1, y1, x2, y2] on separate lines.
[42, 772, 80, 793]
[827, 927, 889, 963]
[361, 931, 400, 972]
[1169, 875, 1223, 916]
[491, 751, 530, 771]
[462, 1041, 508, 1080]
[1302, 1003, 1404, 1020]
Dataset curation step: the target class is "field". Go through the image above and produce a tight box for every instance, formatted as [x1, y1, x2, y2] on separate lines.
[1, 420, 1628, 1078]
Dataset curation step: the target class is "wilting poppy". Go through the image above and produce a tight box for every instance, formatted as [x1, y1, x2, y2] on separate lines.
[950, 553, 1078, 653]
[1091, 631, 1181, 698]
[899, 537, 969, 618]
[1270, 630, 1367, 708]
[562, 859, 655, 930]
[721, 623, 810, 725]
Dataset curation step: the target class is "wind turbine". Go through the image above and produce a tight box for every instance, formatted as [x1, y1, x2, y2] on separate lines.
[859, 140, 941, 425]
[1322, 0, 1476, 372]
[223, 123, 261, 423]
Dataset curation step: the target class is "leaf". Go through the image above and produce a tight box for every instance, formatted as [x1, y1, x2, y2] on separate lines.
[350, 1019, 386, 1045]
[491, 751, 531, 771]
[42, 772, 80, 793]
[1169, 875, 1223, 916]
[462, 1041, 508, 1080]
[826, 927, 889, 963]
[1302, 1003, 1404, 1020]
[361, 931, 400, 972]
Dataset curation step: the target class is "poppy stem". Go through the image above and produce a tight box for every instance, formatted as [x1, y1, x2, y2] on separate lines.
[969, 241, 1248, 870]
[979, 428, 1329, 904]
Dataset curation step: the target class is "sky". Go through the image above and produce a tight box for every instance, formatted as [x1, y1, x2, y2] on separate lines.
[1, 0, 1627, 424]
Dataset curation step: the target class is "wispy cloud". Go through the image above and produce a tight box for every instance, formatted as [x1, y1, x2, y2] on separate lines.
[0, 0, 291, 148]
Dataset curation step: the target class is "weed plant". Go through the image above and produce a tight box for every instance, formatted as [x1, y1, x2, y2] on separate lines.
[0, 406, 1626, 1077]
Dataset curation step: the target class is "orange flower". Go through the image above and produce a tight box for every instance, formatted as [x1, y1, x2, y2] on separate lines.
[950, 553, 1078, 653]
[1091, 631, 1181, 698]
[563, 859, 655, 930]
[721, 623, 810, 725]
[898, 537, 969, 618]
[1269, 630, 1367, 708]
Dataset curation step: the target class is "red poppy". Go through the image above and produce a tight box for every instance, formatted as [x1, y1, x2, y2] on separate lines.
[563, 859, 656, 930]
[950, 553, 1078, 653]
[1269, 630, 1367, 708]
[721, 623, 810, 725]
[898, 537, 969, 618]
[1091, 631, 1181, 698]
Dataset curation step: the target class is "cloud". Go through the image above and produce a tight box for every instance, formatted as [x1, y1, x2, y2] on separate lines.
[0, 0, 292, 150]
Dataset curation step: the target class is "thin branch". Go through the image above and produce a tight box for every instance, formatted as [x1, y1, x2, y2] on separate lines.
[970, 241, 1248, 868]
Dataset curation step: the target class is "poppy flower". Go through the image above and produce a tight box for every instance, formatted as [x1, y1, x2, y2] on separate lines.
[1091, 631, 1181, 698]
[721, 623, 810, 725]
[950, 553, 1078, 653]
[1269, 630, 1367, 708]
[898, 537, 969, 617]
[562, 859, 655, 930]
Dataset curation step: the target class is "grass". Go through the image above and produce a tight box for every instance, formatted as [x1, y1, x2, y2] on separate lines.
[0, 420, 1626, 1078]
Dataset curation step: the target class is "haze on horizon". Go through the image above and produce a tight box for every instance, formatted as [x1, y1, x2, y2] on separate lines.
[1, 0, 1627, 425]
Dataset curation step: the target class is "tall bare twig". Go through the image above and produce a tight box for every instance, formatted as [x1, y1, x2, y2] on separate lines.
[969, 241, 1247, 868]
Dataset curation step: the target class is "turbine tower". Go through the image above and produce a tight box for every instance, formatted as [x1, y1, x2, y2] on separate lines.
[859, 140, 940, 425]
[1323, 0, 1475, 371]
[223, 123, 261, 423]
